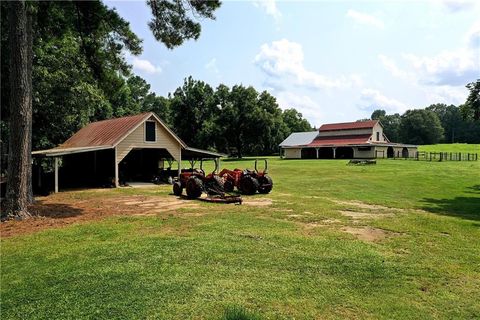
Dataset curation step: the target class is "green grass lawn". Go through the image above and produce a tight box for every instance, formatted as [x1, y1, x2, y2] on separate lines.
[2, 147, 480, 319]
[418, 143, 480, 153]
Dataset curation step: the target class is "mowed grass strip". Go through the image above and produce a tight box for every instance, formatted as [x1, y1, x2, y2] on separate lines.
[2, 146, 479, 319]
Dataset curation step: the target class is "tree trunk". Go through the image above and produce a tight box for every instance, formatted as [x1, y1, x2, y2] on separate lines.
[26, 7, 33, 204]
[4, 1, 33, 220]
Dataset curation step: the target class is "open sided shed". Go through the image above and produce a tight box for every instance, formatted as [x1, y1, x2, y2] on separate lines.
[33, 112, 223, 192]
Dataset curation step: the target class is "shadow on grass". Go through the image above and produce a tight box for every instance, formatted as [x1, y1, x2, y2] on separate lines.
[421, 186, 480, 221]
[221, 306, 261, 320]
[31, 202, 84, 219]
[466, 184, 480, 194]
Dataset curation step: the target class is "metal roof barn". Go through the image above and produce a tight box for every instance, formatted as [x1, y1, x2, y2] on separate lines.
[33, 112, 224, 193]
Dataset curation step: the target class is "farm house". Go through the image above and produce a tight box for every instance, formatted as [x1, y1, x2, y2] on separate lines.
[32, 112, 222, 193]
[280, 120, 417, 159]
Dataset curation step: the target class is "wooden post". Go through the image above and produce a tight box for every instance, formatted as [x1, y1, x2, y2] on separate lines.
[316, 148, 319, 159]
[333, 147, 336, 159]
[178, 147, 182, 177]
[114, 148, 119, 187]
[54, 157, 59, 193]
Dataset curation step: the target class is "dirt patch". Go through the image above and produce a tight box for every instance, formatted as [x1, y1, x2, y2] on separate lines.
[0, 193, 204, 238]
[304, 222, 326, 228]
[322, 218, 342, 224]
[286, 214, 303, 218]
[341, 226, 397, 242]
[332, 199, 403, 212]
[243, 198, 273, 206]
[339, 210, 393, 220]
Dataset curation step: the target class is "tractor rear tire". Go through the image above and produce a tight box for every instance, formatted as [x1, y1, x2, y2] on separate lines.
[224, 179, 234, 192]
[258, 175, 273, 194]
[186, 176, 203, 198]
[173, 181, 183, 196]
[240, 175, 259, 195]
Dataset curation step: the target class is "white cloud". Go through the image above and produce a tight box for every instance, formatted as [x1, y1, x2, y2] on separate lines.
[132, 57, 162, 74]
[205, 58, 219, 74]
[380, 21, 479, 87]
[424, 85, 468, 105]
[378, 54, 411, 80]
[360, 89, 408, 113]
[253, 0, 282, 21]
[254, 39, 344, 90]
[465, 20, 480, 48]
[346, 10, 384, 29]
[276, 92, 323, 126]
[436, 0, 475, 12]
[402, 48, 478, 86]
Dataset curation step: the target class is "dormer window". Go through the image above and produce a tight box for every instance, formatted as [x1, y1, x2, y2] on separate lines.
[145, 121, 156, 142]
[376, 132, 380, 141]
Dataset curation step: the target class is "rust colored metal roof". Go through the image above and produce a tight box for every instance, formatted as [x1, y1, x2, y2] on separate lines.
[308, 134, 372, 147]
[59, 112, 151, 149]
[319, 120, 378, 132]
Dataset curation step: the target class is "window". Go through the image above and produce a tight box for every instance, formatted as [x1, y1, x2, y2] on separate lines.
[145, 121, 156, 142]
[376, 132, 380, 141]
[358, 146, 371, 151]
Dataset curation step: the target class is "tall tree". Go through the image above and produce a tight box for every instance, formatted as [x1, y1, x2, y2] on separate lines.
[399, 109, 444, 144]
[461, 79, 480, 121]
[2, 0, 221, 219]
[282, 108, 312, 135]
[4, 1, 33, 219]
[170, 77, 217, 149]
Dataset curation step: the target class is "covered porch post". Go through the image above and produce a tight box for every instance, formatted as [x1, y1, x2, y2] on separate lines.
[54, 156, 59, 193]
[333, 147, 337, 159]
[114, 147, 119, 187]
[315, 148, 319, 159]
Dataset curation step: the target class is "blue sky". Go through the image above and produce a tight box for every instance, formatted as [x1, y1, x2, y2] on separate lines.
[106, 0, 480, 126]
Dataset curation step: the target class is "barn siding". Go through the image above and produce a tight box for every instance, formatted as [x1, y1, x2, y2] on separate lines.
[353, 147, 375, 158]
[372, 123, 385, 142]
[284, 148, 302, 159]
[116, 117, 182, 164]
[317, 128, 372, 137]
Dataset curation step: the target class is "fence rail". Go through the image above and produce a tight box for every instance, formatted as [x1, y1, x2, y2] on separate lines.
[376, 150, 478, 161]
[414, 151, 478, 162]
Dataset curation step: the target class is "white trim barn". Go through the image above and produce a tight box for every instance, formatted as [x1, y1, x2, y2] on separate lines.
[280, 120, 417, 159]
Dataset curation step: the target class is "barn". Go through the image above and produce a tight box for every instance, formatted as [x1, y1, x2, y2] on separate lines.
[32, 112, 222, 193]
[280, 120, 417, 159]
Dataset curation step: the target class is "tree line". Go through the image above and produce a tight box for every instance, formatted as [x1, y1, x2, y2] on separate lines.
[366, 84, 480, 145]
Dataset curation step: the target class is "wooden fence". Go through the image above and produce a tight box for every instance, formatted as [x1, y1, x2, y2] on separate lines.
[414, 151, 478, 162]
[375, 150, 478, 161]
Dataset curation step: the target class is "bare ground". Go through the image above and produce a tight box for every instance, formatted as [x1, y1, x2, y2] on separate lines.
[0, 193, 204, 238]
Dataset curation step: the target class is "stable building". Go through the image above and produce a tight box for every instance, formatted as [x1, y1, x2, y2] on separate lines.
[33, 112, 222, 193]
[280, 120, 417, 159]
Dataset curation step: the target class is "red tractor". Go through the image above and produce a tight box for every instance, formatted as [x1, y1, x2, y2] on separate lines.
[172, 158, 224, 198]
[219, 159, 273, 195]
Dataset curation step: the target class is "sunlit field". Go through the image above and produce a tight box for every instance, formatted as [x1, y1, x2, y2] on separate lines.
[1, 145, 479, 319]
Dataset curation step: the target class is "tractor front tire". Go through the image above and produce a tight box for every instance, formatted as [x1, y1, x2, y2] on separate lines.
[186, 176, 203, 198]
[173, 181, 183, 196]
[258, 175, 273, 194]
[240, 175, 259, 195]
